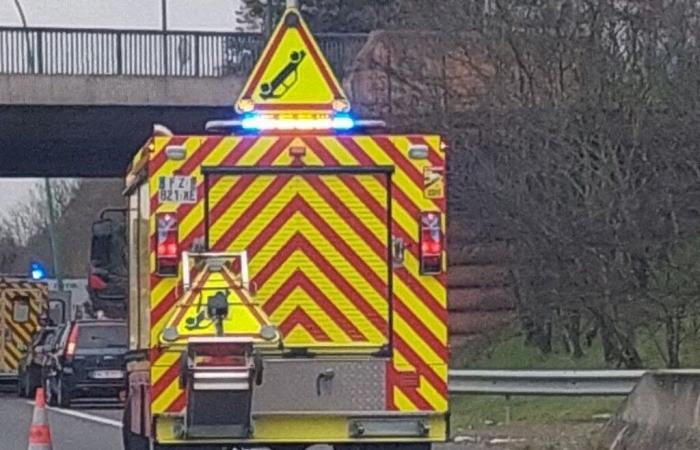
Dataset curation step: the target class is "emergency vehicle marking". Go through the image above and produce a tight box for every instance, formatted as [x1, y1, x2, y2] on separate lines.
[236, 9, 348, 113]
[146, 135, 448, 415]
[0, 282, 46, 373]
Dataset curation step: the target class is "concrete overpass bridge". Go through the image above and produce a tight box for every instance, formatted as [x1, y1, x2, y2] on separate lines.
[0, 26, 367, 177]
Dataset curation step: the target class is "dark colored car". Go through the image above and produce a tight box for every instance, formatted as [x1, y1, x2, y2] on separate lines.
[17, 326, 58, 398]
[43, 319, 128, 407]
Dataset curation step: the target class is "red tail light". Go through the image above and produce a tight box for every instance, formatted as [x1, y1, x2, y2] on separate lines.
[65, 325, 79, 361]
[420, 212, 443, 275]
[89, 272, 107, 290]
[157, 213, 179, 276]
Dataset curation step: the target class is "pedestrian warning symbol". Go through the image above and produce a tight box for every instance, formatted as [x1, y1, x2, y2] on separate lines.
[236, 7, 350, 114]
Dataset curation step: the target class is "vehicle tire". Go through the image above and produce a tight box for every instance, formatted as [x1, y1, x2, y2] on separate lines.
[25, 368, 39, 399]
[122, 399, 149, 450]
[56, 377, 71, 408]
[16, 376, 24, 398]
[24, 372, 35, 398]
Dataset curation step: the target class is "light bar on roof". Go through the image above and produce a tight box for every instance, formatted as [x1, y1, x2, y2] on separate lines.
[241, 113, 355, 131]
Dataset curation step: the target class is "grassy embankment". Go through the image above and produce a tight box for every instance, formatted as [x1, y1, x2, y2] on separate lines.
[450, 327, 700, 429]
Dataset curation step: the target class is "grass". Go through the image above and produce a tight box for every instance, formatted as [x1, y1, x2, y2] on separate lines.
[449, 325, 700, 428]
[451, 395, 623, 430]
[451, 329, 680, 431]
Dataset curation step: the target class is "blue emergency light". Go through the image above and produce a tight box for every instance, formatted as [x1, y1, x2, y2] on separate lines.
[240, 113, 355, 131]
[30, 262, 47, 280]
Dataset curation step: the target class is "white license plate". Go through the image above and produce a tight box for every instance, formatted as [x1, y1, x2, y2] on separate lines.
[159, 176, 197, 203]
[91, 370, 124, 380]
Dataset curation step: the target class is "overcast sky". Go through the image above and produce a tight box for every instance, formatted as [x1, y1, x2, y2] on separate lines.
[0, 0, 254, 31]
[0, 0, 258, 216]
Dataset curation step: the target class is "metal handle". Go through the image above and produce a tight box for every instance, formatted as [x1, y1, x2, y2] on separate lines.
[316, 368, 335, 396]
[254, 351, 264, 386]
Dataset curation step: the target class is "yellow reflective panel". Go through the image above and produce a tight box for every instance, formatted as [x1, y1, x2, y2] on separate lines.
[236, 8, 349, 114]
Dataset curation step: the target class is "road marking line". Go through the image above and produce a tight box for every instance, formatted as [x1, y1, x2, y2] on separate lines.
[26, 401, 122, 428]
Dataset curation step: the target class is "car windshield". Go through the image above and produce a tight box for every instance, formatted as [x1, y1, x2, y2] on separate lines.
[77, 325, 127, 349]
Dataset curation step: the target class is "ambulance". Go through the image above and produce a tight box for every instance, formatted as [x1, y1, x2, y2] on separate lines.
[122, 5, 448, 450]
[0, 279, 48, 383]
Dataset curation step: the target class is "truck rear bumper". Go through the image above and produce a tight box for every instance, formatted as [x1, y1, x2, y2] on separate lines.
[153, 411, 448, 445]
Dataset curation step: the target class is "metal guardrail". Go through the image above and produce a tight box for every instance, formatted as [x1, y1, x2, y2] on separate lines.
[0, 27, 367, 78]
[448, 370, 647, 396]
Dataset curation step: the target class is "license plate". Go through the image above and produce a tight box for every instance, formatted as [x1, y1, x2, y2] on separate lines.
[159, 176, 197, 203]
[91, 370, 124, 380]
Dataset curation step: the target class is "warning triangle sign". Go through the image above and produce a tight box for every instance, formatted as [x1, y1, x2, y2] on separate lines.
[236, 7, 351, 115]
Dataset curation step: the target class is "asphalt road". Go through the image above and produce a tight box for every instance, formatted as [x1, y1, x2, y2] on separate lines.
[0, 389, 476, 450]
[0, 388, 122, 450]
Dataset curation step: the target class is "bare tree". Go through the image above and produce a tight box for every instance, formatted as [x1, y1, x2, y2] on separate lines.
[346, 0, 700, 367]
[0, 179, 79, 246]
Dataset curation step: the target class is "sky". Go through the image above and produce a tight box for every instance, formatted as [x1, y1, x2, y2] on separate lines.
[0, 0, 257, 216]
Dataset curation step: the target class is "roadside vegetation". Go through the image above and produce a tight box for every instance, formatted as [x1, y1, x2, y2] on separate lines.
[240, 0, 700, 371]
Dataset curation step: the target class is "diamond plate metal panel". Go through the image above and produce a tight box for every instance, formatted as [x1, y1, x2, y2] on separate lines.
[253, 358, 386, 412]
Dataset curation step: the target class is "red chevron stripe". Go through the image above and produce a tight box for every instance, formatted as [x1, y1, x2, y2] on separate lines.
[151, 361, 181, 404]
[149, 136, 225, 213]
[255, 233, 387, 334]
[150, 137, 287, 297]
[304, 175, 387, 257]
[394, 300, 448, 360]
[149, 137, 270, 321]
[206, 136, 292, 224]
[175, 137, 261, 250]
[295, 175, 447, 351]
[150, 287, 178, 327]
[150, 137, 216, 213]
[166, 391, 187, 413]
[386, 364, 433, 411]
[263, 270, 368, 341]
[407, 135, 444, 167]
[279, 307, 331, 341]
[149, 347, 165, 364]
[385, 361, 397, 410]
[372, 136, 442, 211]
[395, 335, 447, 396]
[148, 136, 188, 180]
[305, 137, 422, 257]
[249, 196, 388, 299]
[298, 157, 448, 325]
[211, 175, 294, 251]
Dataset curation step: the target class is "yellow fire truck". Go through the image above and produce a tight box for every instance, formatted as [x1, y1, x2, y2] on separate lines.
[122, 5, 448, 450]
[0, 278, 49, 383]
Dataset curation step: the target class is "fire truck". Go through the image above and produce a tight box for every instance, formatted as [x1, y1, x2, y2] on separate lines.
[122, 5, 448, 450]
[0, 278, 49, 383]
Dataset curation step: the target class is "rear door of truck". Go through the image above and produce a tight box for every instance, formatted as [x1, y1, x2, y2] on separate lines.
[0, 282, 41, 373]
[205, 166, 393, 352]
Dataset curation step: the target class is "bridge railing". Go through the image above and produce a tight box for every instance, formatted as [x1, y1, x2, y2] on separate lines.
[0, 27, 367, 78]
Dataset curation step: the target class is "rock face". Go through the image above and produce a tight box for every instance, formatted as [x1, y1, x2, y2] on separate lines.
[597, 372, 700, 450]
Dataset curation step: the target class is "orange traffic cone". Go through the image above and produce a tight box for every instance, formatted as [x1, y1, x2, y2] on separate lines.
[27, 388, 53, 450]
